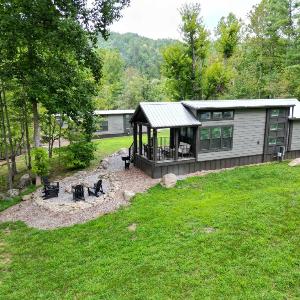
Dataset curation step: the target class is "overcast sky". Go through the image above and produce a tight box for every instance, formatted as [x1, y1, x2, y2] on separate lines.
[110, 0, 261, 40]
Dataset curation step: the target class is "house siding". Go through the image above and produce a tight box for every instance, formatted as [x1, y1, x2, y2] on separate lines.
[107, 115, 124, 134]
[291, 120, 300, 151]
[197, 108, 266, 161]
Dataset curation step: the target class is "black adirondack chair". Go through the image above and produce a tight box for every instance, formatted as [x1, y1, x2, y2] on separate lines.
[72, 185, 85, 201]
[88, 180, 105, 197]
[42, 176, 59, 200]
[121, 156, 130, 170]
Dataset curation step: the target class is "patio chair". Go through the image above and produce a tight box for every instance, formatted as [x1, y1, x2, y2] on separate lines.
[88, 180, 105, 197]
[72, 184, 85, 201]
[178, 142, 191, 157]
[121, 156, 130, 170]
[42, 176, 59, 200]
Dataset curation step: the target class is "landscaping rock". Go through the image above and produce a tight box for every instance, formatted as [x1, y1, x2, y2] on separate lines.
[7, 189, 20, 198]
[0, 193, 6, 201]
[101, 159, 109, 169]
[161, 173, 177, 188]
[118, 148, 128, 156]
[123, 190, 135, 201]
[22, 194, 32, 201]
[128, 223, 137, 232]
[18, 174, 32, 189]
[289, 158, 300, 167]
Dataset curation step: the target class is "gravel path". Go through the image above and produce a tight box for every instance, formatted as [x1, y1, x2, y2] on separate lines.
[0, 151, 159, 230]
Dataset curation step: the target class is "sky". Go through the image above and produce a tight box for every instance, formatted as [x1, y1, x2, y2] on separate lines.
[110, 0, 261, 40]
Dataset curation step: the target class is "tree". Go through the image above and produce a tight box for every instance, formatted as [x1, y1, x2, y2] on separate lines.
[216, 13, 241, 62]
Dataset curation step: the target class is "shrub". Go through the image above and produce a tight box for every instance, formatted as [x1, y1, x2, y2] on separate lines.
[58, 142, 96, 169]
[32, 148, 50, 177]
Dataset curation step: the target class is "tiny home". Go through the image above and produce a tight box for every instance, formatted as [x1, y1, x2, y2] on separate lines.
[130, 99, 300, 178]
[94, 110, 135, 137]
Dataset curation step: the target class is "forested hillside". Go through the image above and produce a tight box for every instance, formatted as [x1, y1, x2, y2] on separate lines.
[98, 32, 176, 78]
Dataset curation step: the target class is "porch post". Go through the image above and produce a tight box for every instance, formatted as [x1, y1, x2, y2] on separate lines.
[170, 128, 175, 148]
[195, 126, 200, 158]
[174, 128, 179, 161]
[153, 128, 157, 162]
[133, 122, 138, 155]
[147, 126, 151, 159]
[138, 124, 143, 155]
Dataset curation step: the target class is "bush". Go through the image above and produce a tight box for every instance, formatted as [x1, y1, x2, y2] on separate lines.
[58, 142, 96, 169]
[32, 148, 50, 177]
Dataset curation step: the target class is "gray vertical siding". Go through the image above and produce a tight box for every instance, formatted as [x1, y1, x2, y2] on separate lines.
[291, 120, 300, 151]
[197, 108, 266, 161]
[107, 115, 124, 134]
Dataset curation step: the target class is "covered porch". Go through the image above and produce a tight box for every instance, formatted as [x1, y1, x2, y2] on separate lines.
[130, 102, 201, 177]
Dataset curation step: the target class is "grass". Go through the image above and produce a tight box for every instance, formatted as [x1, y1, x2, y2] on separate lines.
[0, 185, 37, 213]
[0, 162, 299, 299]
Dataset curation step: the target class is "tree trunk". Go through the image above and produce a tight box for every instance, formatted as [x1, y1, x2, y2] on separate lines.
[2, 85, 17, 176]
[32, 100, 41, 147]
[0, 90, 13, 190]
[24, 101, 32, 169]
[32, 100, 41, 185]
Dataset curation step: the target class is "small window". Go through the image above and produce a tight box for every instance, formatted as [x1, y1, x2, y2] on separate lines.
[271, 109, 280, 118]
[212, 112, 223, 120]
[100, 117, 108, 132]
[223, 111, 234, 119]
[222, 126, 233, 138]
[276, 137, 285, 145]
[211, 127, 221, 139]
[200, 112, 211, 120]
[268, 137, 277, 146]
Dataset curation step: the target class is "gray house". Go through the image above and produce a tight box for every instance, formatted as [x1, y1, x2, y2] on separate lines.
[130, 99, 300, 178]
[94, 110, 135, 137]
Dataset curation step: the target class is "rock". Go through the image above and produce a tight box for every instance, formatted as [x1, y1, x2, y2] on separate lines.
[18, 174, 32, 189]
[7, 189, 20, 198]
[123, 190, 136, 201]
[161, 173, 177, 188]
[64, 186, 72, 194]
[21, 194, 32, 201]
[101, 159, 109, 170]
[128, 223, 137, 232]
[289, 158, 300, 167]
[203, 227, 216, 234]
[118, 148, 128, 156]
[0, 193, 6, 200]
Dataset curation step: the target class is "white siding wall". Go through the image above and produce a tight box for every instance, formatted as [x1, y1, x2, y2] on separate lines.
[291, 121, 300, 150]
[197, 108, 266, 161]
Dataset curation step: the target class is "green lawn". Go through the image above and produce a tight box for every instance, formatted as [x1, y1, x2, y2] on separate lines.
[0, 162, 299, 299]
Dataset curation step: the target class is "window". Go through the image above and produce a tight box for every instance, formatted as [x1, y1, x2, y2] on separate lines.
[180, 127, 187, 136]
[124, 114, 131, 130]
[198, 110, 234, 121]
[100, 117, 108, 132]
[200, 126, 233, 151]
[270, 109, 286, 118]
[187, 127, 193, 138]
[268, 137, 285, 146]
[199, 111, 211, 120]
[270, 123, 285, 131]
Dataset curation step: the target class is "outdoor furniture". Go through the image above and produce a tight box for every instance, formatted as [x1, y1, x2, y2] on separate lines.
[121, 156, 130, 170]
[42, 185, 59, 199]
[72, 185, 85, 201]
[42, 176, 59, 200]
[178, 142, 191, 157]
[88, 180, 105, 197]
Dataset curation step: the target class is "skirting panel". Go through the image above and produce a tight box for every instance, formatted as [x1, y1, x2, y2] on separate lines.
[134, 151, 300, 178]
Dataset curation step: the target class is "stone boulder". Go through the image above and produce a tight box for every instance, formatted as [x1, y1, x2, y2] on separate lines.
[289, 158, 300, 167]
[22, 194, 32, 201]
[0, 193, 6, 201]
[123, 190, 136, 201]
[101, 159, 109, 170]
[161, 173, 177, 188]
[7, 189, 20, 198]
[18, 174, 32, 189]
[118, 148, 128, 156]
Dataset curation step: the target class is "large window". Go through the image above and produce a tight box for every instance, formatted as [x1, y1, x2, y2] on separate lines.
[99, 117, 108, 132]
[200, 126, 233, 151]
[198, 110, 234, 121]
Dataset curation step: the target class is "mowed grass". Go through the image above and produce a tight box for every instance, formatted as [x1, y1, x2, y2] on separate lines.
[0, 162, 299, 299]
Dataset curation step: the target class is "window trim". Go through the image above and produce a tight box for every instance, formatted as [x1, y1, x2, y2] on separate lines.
[198, 110, 235, 121]
[199, 125, 234, 153]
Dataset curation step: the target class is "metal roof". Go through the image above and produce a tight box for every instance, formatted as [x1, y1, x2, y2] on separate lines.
[94, 109, 134, 115]
[182, 99, 298, 110]
[139, 102, 201, 128]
